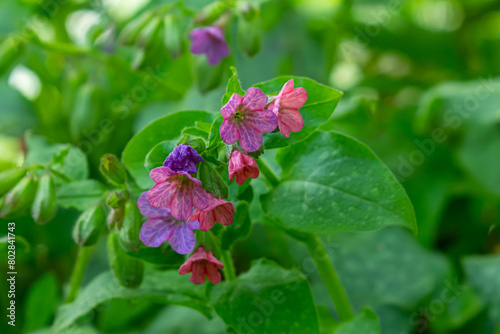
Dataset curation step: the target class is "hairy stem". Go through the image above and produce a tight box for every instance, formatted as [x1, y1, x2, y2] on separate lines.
[220, 249, 236, 282]
[257, 158, 280, 188]
[66, 246, 93, 303]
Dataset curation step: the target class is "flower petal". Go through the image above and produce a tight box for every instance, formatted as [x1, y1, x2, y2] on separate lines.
[247, 110, 278, 133]
[139, 218, 176, 247]
[243, 87, 268, 111]
[150, 167, 176, 183]
[280, 86, 308, 110]
[190, 262, 207, 284]
[221, 93, 243, 119]
[138, 192, 170, 218]
[147, 181, 177, 208]
[205, 263, 222, 284]
[199, 211, 216, 231]
[192, 186, 210, 210]
[214, 203, 235, 226]
[220, 120, 240, 145]
[170, 183, 194, 221]
[169, 222, 196, 254]
[239, 124, 263, 152]
[279, 108, 304, 137]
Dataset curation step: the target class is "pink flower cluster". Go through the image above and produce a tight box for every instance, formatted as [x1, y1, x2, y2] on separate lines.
[223, 79, 308, 185]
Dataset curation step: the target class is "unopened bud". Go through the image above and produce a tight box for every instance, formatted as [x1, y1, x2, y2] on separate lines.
[108, 231, 144, 288]
[0, 174, 38, 217]
[0, 168, 27, 196]
[31, 174, 57, 224]
[119, 201, 143, 252]
[106, 190, 129, 209]
[72, 205, 106, 247]
[99, 154, 127, 186]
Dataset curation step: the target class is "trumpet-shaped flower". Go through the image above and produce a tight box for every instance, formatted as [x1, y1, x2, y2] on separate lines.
[147, 167, 209, 221]
[220, 88, 278, 152]
[189, 26, 229, 66]
[268, 79, 308, 137]
[228, 150, 259, 185]
[178, 246, 224, 284]
[189, 195, 235, 231]
[138, 193, 199, 254]
[163, 144, 204, 174]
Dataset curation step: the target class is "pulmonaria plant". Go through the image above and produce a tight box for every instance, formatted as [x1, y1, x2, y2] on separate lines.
[138, 193, 199, 254]
[137, 79, 309, 285]
[220, 87, 278, 152]
[189, 26, 230, 66]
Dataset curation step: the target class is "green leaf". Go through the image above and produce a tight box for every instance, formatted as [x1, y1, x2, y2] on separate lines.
[254, 76, 343, 149]
[122, 111, 216, 188]
[56, 180, 105, 211]
[210, 259, 320, 334]
[197, 162, 229, 199]
[221, 201, 252, 250]
[52, 268, 211, 332]
[144, 140, 177, 171]
[325, 227, 448, 310]
[334, 308, 380, 334]
[262, 131, 416, 233]
[222, 67, 245, 105]
[24, 133, 88, 181]
[23, 273, 60, 332]
[463, 254, 500, 324]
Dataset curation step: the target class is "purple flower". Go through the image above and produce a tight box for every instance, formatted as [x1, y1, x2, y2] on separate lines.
[138, 193, 199, 254]
[147, 166, 209, 221]
[220, 88, 278, 152]
[189, 26, 229, 66]
[164, 144, 204, 174]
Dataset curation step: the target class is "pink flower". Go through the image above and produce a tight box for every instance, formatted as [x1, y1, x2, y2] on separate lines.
[179, 246, 224, 284]
[268, 79, 308, 138]
[189, 195, 236, 231]
[220, 88, 278, 152]
[147, 167, 209, 221]
[189, 26, 229, 66]
[228, 150, 259, 185]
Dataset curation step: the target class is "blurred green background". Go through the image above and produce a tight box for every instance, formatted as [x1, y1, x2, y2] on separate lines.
[1, 0, 500, 333]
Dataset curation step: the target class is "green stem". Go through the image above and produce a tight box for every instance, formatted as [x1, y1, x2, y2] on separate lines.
[66, 246, 93, 303]
[220, 249, 236, 282]
[304, 233, 354, 321]
[257, 158, 279, 188]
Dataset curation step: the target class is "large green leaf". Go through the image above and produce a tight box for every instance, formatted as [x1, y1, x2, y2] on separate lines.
[334, 308, 380, 334]
[56, 180, 105, 211]
[23, 273, 60, 332]
[463, 254, 500, 324]
[122, 110, 216, 188]
[53, 268, 210, 332]
[262, 131, 416, 233]
[210, 259, 319, 334]
[254, 76, 342, 149]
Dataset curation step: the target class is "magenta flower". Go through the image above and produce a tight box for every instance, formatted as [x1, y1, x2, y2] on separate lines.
[189, 195, 236, 231]
[147, 167, 209, 221]
[228, 150, 259, 185]
[268, 79, 308, 138]
[138, 193, 199, 254]
[220, 88, 278, 152]
[178, 246, 224, 284]
[189, 26, 229, 66]
[164, 144, 204, 174]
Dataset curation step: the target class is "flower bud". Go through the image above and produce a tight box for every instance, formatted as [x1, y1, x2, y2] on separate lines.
[163, 14, 183, 59]
[108, 231, 144, 288]
[31, 174, 57, 224]
[72, 205, 106, 247]
[118, 201, 142, 252]
[106, 190, 129, 209]
[0, 168, 27, 197]
[238, 1, 260, 22]
[136, 16, 163, 49]
[0, 174, 38, 217]
[237, 17, 260, 57]
[119, 11, 154, 45]
[196, 1, 233, 25]
[197, 162, 229, 199]
[99, 154, 127, 186]
[107, 206, 125, 230]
